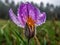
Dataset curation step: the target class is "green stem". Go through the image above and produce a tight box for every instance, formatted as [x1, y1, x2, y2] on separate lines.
[28, 38, 30, 45]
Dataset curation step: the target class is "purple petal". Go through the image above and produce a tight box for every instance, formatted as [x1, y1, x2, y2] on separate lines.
[36, 12, 46, 26]
[27, 2, 41, 20]
[9, 9, 24, 28]
[17, 3, 28, 26]
[17, 13, 26, 27]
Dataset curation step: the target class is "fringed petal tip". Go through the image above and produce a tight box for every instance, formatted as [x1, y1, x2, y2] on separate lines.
[9, 9, 24, 28]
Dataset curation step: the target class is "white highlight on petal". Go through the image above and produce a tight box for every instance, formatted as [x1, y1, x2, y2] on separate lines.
[39, 14, 43, 17]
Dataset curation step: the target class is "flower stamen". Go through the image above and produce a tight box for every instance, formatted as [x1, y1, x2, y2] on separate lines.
[26, 16, 35, 32]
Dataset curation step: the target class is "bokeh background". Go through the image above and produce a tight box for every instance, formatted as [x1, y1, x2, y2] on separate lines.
[0, 0, 60, 45]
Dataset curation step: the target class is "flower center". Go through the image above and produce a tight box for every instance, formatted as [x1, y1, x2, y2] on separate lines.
[26, 16, 35, 31]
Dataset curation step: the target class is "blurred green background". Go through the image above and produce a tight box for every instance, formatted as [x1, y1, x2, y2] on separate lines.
[0, 0, 60, 45]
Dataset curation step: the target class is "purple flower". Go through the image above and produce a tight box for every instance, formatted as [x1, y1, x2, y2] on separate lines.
[9, 2, 46, 28]
[9, 2, 46, 40]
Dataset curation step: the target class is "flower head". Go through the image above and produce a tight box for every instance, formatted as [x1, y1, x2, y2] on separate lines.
[9, 2, 46, 28]
[9, 2, 46, 40]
